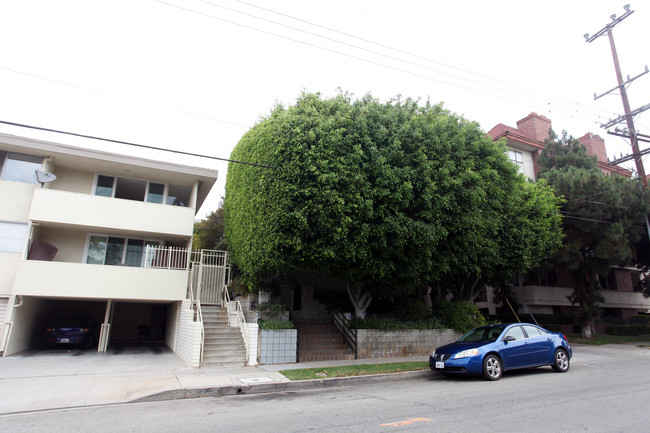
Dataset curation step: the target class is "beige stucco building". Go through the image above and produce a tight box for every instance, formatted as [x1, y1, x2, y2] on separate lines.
[0, 131, 254, 366]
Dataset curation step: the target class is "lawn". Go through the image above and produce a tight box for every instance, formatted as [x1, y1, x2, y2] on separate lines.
[279, 361, 429, 381]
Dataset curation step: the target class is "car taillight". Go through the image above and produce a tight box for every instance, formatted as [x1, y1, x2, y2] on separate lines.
[83, 328, 89, 332]
[561, 333, 568, 341]
[46, 328, 53, 332]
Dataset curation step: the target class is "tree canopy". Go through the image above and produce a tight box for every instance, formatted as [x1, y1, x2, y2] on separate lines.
[193, 202, 226, 251]
[224, 92, 563, 317]
[537, 131, 649, 336]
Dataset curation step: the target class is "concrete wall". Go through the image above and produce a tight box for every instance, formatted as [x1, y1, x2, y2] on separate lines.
[356, 329, 462, 358]
[3, 296, 48, 355]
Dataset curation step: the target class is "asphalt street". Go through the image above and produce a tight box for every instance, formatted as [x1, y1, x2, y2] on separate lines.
[1, 344, 648, 433]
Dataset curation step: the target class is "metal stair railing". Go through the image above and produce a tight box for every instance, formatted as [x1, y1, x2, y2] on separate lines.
[333, 312, 357, 358]
[223, 286, 250, 364]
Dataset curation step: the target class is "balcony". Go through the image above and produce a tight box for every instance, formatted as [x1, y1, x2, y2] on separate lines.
[13, 260, 188, 301]
[29, 188, 195, 238]
[515, 285, 650, 311]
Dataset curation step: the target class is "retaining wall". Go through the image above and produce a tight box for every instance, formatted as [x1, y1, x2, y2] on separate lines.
[356, 329, 461, 358]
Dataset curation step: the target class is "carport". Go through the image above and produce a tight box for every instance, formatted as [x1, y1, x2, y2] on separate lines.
[3, 296, 174, 354]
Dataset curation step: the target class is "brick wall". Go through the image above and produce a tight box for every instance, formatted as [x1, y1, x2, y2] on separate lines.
[356, 329, 462, 358]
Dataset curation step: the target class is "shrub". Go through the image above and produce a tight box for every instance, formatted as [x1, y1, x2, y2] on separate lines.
[435, 300, 487, 333]
[258, 319, 294, 330]
[395, 298, 430, 322]
[350, 316, 442, 330]
[605, 324, 650, 336]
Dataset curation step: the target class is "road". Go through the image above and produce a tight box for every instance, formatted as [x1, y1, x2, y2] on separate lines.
[1, 344, 648, 432]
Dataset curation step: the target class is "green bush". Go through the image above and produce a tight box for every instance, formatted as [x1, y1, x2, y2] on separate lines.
[628, 315, 650, 325]
[258, 319, 294, 330]
[395, 298, 430, 322]
[435, 300, 487, 333]
[350, 316, 442, 330]
[605, 324, 650, 336]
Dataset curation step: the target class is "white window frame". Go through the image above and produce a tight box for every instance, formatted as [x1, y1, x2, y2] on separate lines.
[83, 233, 162, 267]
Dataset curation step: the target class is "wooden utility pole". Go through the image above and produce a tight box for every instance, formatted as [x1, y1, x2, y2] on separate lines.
[585, 5, 650, 188]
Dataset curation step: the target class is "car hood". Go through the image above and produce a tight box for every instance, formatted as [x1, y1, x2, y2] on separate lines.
[435, 341, 491, 355]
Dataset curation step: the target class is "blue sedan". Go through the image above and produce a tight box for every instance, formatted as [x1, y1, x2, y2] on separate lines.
[430, 323, 572, 380]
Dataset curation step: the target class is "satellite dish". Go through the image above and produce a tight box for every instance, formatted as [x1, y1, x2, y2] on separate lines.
[35, 170, 57, 184]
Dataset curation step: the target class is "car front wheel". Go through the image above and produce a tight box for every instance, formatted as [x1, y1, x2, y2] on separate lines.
[483, 354, 502, 380]
[552, 349, 570, 372]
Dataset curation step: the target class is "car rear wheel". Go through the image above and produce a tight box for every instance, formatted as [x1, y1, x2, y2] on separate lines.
[483, 354, 502, 380]
[552, 349, 570, 372]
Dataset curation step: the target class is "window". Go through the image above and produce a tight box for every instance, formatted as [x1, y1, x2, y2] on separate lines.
[115, 177, 146, 201]
[85, 235, 160, 267]
[147, 182, 164, 204]
[0, 221, 28, 253]
[503, 326, 526, 341]
[508, 149, 524, 173]
[93, 175, 191, 208]
[94, 175, 115, 197]
[167, 184, 191, 207]
[0, 152, 43, 184]
[522, 325, 546, 337]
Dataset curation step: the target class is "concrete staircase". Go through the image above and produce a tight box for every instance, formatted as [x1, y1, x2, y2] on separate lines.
[297, 323, 355, 362]
[200, 305, 246, 368]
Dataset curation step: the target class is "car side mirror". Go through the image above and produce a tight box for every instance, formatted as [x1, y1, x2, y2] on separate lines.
[503, 335, 516, 343]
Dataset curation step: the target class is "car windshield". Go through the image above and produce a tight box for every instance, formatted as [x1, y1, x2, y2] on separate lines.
[457, 325, 507, 343]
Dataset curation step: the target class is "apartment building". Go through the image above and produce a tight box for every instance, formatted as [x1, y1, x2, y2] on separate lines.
[0, 131, 225, 363]
[482, 113, 650, 319]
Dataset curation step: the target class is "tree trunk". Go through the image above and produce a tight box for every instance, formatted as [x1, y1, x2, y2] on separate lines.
[581, 319, 593, 338]
[346, 283, 372, 319]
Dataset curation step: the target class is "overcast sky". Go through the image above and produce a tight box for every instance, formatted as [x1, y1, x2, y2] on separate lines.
[1, 0, 649, 218]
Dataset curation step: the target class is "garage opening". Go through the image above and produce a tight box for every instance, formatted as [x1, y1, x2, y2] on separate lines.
[7, 297, 173, 354]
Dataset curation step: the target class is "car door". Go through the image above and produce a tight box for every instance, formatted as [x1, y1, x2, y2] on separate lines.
[499, 325, 529, 369]
[522, 325, 554, 364]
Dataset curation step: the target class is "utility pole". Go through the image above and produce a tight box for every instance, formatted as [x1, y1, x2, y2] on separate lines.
[585, 4, 650, 188]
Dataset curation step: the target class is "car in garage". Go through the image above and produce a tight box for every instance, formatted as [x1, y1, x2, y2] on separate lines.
[46, 317, 94, 348]
[430, 323, 572, 380]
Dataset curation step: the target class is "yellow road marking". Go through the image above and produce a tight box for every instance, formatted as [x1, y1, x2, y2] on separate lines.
[381, 418, 431, 427]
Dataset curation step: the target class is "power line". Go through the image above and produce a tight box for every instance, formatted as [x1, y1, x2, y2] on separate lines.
[233, 0, 618, 120]
[0, 65, 250, 130]
[0, 120, 277, 169]
[155, 0, 610, 126]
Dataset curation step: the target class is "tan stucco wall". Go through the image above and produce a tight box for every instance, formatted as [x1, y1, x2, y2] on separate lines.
[47, 165, 94, 194]
[0, 254, 19, 295]
[3, 296, 47, 356]
[0, 180, 36, 222]
[36, 227, 87, 263]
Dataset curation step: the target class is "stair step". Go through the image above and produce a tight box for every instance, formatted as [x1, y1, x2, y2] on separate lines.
[294, 323, 355, 362]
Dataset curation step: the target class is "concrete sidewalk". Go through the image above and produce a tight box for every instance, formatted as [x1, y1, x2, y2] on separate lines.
[0, 345, 431, 415]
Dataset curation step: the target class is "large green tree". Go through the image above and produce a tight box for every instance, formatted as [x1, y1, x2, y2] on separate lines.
[538, 131, 649, 336]
[225, 92, 563, 318]
[193, 201, 226, 251]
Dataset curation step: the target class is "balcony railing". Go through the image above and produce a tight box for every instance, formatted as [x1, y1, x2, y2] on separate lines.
[144, 245, 190, 270]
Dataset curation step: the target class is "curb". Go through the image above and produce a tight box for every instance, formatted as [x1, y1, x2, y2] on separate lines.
[133, 369, 435, 403]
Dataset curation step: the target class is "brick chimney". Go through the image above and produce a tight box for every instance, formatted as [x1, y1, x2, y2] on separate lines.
[516, 112, 552, 142]
[578, 133, 607, 163]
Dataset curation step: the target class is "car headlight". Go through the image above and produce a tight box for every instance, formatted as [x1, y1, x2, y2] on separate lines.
[454, 348, 479, 359]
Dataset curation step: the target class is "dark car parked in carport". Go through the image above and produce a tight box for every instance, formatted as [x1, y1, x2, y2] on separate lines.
[46, 317, 94, 348]
[430, 323, 572, 380]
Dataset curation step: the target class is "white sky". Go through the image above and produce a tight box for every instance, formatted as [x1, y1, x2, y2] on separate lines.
[1, 0, 649, 218]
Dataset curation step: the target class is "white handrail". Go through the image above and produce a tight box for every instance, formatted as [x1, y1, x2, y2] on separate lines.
[223, 287, 250, 363]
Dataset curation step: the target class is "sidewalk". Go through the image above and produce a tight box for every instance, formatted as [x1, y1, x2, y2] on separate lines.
[0, 345, 431, 415]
